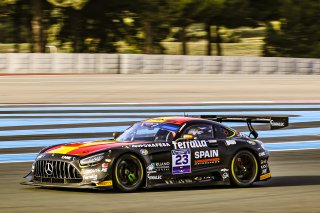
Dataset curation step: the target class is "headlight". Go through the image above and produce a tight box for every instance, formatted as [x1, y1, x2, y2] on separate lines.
[31, 162, 35, 172]
[80, 153, 104, 166]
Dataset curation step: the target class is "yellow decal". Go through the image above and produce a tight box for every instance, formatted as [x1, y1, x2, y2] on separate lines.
[96, 180, 113, 187]
[47, 146, 78, 154]
[145, 118, 167, 123]
[79, 140, 114, 148]
[260, 173, 271, 180]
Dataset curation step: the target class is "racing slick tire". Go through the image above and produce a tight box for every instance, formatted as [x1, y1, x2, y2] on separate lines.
[113, 154, 144, 192]
[230, 150, 258, 187]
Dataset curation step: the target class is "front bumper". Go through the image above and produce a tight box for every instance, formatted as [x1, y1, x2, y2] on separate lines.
[23, 153, 113, 190]
[20, 180, 113, 190]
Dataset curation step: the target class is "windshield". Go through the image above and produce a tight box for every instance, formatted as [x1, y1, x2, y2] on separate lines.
[117, 122, 179, 142]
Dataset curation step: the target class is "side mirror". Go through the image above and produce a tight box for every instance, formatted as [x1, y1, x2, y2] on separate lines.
[113, 132, 120, 139]
[174, 134, 194, 142]
[182, 134, 194, 140]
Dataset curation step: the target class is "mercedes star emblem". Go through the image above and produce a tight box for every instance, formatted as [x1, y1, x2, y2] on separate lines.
[45, 162, 54, 176]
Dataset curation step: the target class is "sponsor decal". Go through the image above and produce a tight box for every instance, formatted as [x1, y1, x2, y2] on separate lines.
[140, 149, 148, 155]
[131, 143, 171, 148]
[195, 150, 220, 165]
[222, 172, 229, 180]
[260, 159, 267, 164]
[96, 180, 112, 187]
[105, 158, 112, 163]
[221, 168, 229, 172]
[147, 174, 162, 180]
[147, 164, 156, 173]
[83, 174, 98, 180]
[225, 140, 236, 146]
[270, 120, 285, 127]
[259, 152, 266, 157]
[261, 164, 268, 169]
[208, 140, 217, 144]
[195, 157, 220, 165]
[195, 150, 219, 159]
[193, 176, 213, 181]
[102, 163, 109, 168]
[101, 163, 109, 172]
[172, 149, 191, 175]
[147, 162, 170, 173]
[155, 162, 170, 170]
[61, 155, 72, 160]
[261, 168, 268, 174]
[81, 168, 100, 175]
[221, 168, 229, 180]
[172, 140, 207, 149]
[260, 173, 271, 180]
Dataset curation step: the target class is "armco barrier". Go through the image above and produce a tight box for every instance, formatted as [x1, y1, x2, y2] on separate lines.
[0, 53, 319, 74]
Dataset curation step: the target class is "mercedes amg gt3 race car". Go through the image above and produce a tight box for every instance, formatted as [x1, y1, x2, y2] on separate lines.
[22, 115, 288, 192]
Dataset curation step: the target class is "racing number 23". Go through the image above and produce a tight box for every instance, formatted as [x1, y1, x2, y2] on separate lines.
[175, 154, 189, 165]
[172, 149, 191, 174]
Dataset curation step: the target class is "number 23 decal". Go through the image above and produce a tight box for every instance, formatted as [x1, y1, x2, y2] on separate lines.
[175, 154, 189, 165]
[172, 149, 191, 174]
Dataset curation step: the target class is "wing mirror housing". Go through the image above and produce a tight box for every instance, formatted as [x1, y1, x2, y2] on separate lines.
[175, 134, 194, 142]
[113, 132, 120, 139]
[183, 134, 194, 140]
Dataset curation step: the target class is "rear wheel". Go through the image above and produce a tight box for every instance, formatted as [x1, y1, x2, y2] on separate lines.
[113, 154, 144, 192]
[230, 150, 258, 187]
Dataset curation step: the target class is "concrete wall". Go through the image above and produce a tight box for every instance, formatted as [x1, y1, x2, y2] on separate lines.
[0, 53, 119, 74]
[0, 53, 319, 74]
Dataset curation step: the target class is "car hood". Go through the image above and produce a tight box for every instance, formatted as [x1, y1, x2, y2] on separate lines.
[43, 140, 146, 157]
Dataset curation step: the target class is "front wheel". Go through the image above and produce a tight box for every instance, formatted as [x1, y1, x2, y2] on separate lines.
[230, 150, 258, 187]
[113, 154, 144, 192]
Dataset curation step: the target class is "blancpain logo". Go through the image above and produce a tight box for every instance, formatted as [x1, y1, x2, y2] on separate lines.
[270, 120, 285, 127]
[172, 140, 207, 149]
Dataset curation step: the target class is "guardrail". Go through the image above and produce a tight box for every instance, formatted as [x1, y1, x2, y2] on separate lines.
[0, 53, 319, 74]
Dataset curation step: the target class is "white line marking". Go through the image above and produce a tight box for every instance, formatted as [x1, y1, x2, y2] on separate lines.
[1, 100, 320, 107]
[0, 160, 34, 164]
[267, 140, 320, 145]
[0, 101, 297, 106]
[0, 153, 37, 156]
[269, 148, 320, 152]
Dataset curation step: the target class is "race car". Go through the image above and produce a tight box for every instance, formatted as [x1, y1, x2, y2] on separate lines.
[21, 115, 288, 192]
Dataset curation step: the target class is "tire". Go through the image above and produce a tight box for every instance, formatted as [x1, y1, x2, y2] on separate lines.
[230, 150, 258, 187]
[113, 154, 144, 192]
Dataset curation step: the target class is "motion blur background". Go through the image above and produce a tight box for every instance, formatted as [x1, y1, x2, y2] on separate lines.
[0, 0, 319, 58]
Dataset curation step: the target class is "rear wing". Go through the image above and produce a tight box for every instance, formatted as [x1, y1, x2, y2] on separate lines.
[199, 115, 289, 139]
